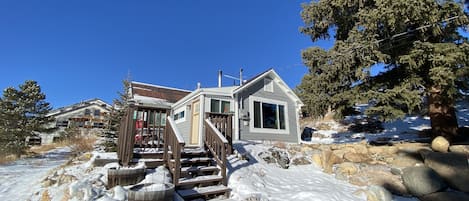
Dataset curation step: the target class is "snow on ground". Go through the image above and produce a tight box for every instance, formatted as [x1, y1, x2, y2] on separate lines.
[227, 141, 365, 201]
[0, 147, 71, 201]
[304, 101, 469, 145]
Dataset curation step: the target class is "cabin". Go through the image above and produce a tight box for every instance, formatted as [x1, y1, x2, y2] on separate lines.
[116, 69, 303, 200]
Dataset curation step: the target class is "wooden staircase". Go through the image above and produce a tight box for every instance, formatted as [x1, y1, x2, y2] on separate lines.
[165, 118, 231, 201]
[172, 148, 230, 200]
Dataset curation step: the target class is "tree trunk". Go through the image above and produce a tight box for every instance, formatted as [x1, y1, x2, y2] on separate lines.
[428, 87, 459, 143]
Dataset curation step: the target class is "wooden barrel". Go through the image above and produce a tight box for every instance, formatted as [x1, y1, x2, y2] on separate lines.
[107, 168, 145, 188]
[128, 183, 174, 201]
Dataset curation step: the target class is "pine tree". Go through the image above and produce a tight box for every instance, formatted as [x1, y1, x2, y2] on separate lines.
[0, 80, 54, 155]
[108, 79, 131, 133]
[298, 0, 469, 142]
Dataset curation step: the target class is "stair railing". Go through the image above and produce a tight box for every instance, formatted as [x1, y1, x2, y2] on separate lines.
[204, 119, 228, 186]
[164, 116, 185, 186]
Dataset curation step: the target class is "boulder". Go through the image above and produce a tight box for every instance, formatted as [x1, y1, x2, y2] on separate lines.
[367, 185, 393, 201]
[291, 157, 311, 166]
[420, 191, 469, 201]
[431, 136, 449, 153]
[401, 166, 447, 197]
[423, 151, 469, 192]
[258, 151, 276, 164]
[335, 162, 359, 180]
[310, 151, 323, 168]
[268, 148, 290, 169]
[389, 155, 423, 168]
[368, 146, 398, 155]
[321, 150, 343, 173]
[343, 152, 368, 163]
[349, 166, 409, 196]
[448, 145, 469, 154]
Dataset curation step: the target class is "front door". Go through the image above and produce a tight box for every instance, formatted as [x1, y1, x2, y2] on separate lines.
[190, 100, 200, 145]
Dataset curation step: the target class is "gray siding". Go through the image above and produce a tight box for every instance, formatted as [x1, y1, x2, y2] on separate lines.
[174, 105, 192, 142]
[237, 76, 299, 142]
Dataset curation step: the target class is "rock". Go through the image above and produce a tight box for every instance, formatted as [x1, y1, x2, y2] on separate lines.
[258, 151, 276, 164]
[401, 166, 447, 197]
[390, 167, 403, 175]
[389, 155, 423, 168]
[350, 144, 369, 155]
[349, 166, 409, 196]
[310, 151, 323, 168]
[449, 145, 469, 154]
[269, 148, 290, 169]
[366, 185, 393, 201]
[58, 174, 77, 185]
[420, 191, 469, 201]
[291, 157, 311, 165]
[423, 151, 469, 192]
[321, 150, 343, 173]
[431, 136, 449, 153]
[343, 152, 368, 163]
[335, 162, 359, 181]
[369, 146, 398, 155]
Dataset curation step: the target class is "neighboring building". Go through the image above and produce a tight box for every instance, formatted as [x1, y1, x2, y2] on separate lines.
[171, 69, 304, 145]
[43, 98, 112, 144]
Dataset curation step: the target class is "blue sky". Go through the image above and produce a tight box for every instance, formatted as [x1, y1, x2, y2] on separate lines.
[0, 0, 329, 108]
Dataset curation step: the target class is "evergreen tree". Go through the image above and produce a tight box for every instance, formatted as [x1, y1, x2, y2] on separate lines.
[108, 79, 131, 133]
[0, 80, 54, 155]
[298, 0, 469, 142]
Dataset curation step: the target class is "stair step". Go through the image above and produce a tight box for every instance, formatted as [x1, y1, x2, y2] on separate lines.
[132, 158, 164, 168]
[133, 152, 164, 159]
[177, 185, 230, 199]
[178, 175, 223, 186]
[171, 157, 214, 165]
[180, 166, 219, 175]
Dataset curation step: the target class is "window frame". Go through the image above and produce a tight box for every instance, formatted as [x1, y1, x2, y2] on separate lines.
[173, 107, 186, 123]
[249, 96, 289, 134]
[210, 98, 231, 114]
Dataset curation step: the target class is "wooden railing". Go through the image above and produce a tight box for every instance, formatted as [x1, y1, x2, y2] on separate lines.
[206, 113, 233, 155]
[117, 107, 136, 166]
[164, 116, 185, 186]
[204, 119, 228, 186]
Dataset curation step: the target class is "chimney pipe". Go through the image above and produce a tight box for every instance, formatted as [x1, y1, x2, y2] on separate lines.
[218, 70, 222, 88]
[197, 82, 201, 89]
[239, 68, 243, 86]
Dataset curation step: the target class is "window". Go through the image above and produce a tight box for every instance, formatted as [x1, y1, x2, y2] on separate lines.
[56, 120, 69, 127]
[210, 99, 231, 113]
[173, 108, 185, 123]
[264, 78, 273, 92]
[94, 109, 100, 116]
[250, 97, 288, 133]
[84, 109, 91, 115]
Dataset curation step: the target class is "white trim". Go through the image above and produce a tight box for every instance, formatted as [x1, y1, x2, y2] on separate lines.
[248, 96, 289, 134]
[233, 94, 240, 141]
[197, 95, 204, 146]
[233, 69, 303, 107]
[295, 104, 301, 143]
[173, 106, 186, 124]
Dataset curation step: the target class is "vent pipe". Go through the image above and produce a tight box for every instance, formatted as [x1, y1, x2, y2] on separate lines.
[218, 70, 222, 88]
[197, 82, 201, 89]
[239, 68, 243, 86]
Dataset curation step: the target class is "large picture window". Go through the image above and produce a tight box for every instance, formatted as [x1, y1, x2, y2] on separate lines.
[250, 97, 288, 133]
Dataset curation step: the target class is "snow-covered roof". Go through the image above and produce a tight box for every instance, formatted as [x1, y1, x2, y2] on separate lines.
[172, 86, 238, 109]
[48, 98, 112, 117]
[130, 94, 172, 109]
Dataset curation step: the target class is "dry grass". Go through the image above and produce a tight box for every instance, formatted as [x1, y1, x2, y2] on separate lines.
[68, 135, 96, 154]
[40, 190, 51, 201]
[0, 154, 18, 165]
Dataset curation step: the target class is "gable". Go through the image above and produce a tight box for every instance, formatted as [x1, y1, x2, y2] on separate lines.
[233, 69, 303, 106]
